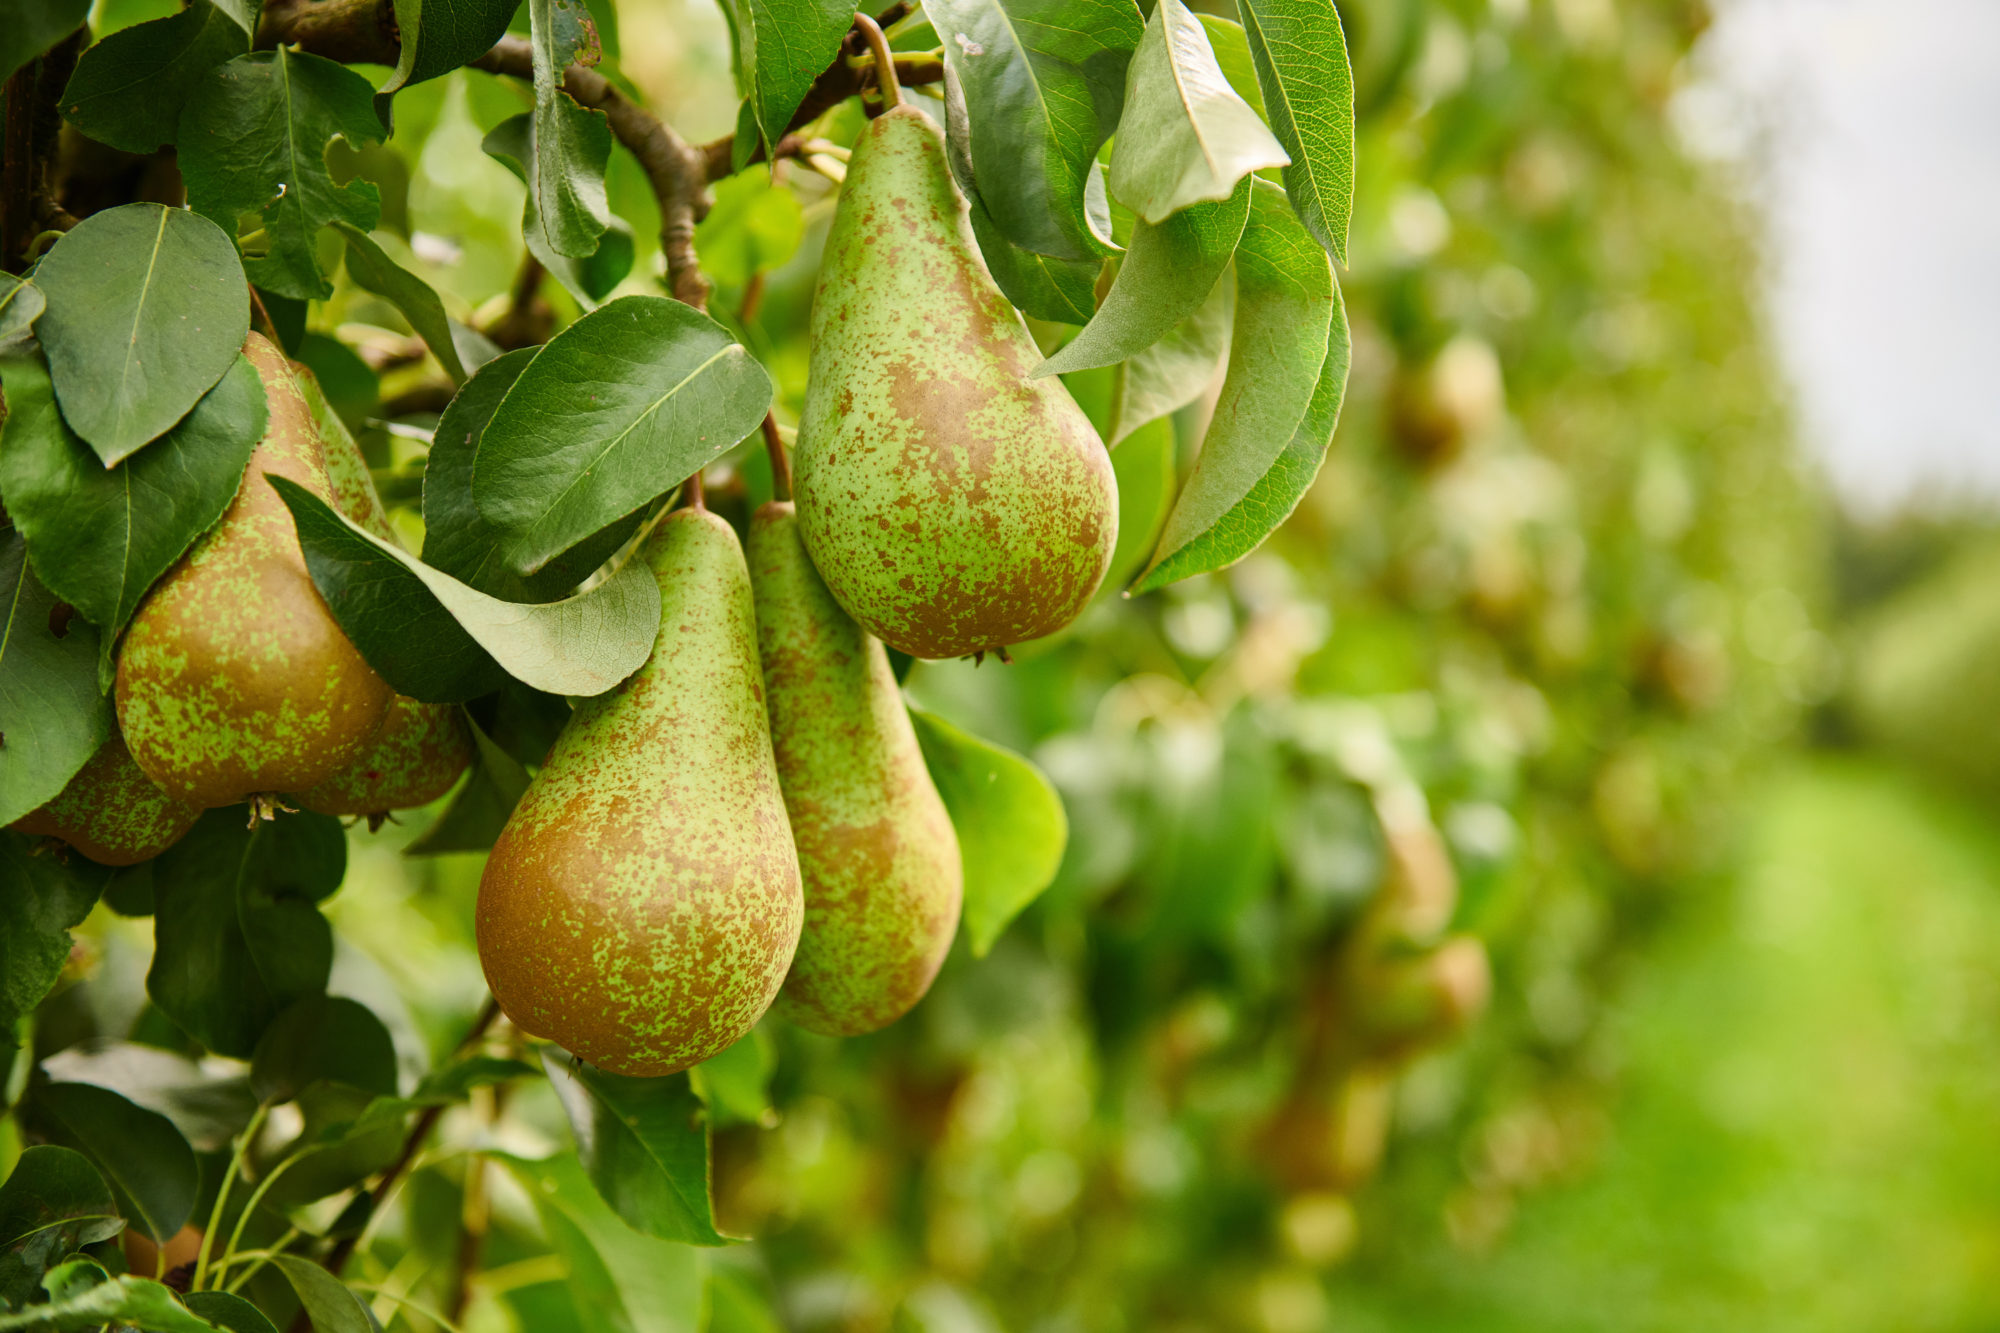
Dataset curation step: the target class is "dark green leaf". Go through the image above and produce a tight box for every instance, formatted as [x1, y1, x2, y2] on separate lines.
[381, 0, 521, 96]
[1137, 180, 1332, 590]
[296, 332, 378, 431]
[0, 838, 105, 1042]
[0, 0, 88, 87]
[269, 1256, 376, 1333]
[1135, 282, 1346, 588]
[472, 295, 770, 575]
[0, 1259, 227, 1331]
[30, 203, 249, 465]
[1105, 269, 1229, 444]
[39, 1043, 257, 1153]
[58, 1, 247, 154]
[1236, 0, 1353, 263]
[205, 0, 261, 34]
[271, 477, 661, 701]
[402, 714, 530, 856]
[331, 223, 470, 384]
[1035, 177, 1247, 376]
[28, 1082, 198, 1244]
[714, 0, 851, 161]
[250, 996, 399, 1103]
[928, 0, 1142, 261]
[495, 1152, 705, 1331]
[0, 354, 265, 646]
[179, 49, 387, 300]
[146, 809, 343, 1059]
[965, 189, 1099, 325]
[481, 115, 634, 306]
[909, 708, 1068, 956]
[544, 1052, 727, 1246]
[0, 275, 45, 344]
[413, 1054, 538, 1103]
[525, 0, 611, 258]
[0, 1147, 122, 1312]
[0, 536, 111, 827]
[693, 170, 804, 289]
[1108, 0, 1286, 223]
[262, 1090, 409, 1209]
[688, 1029, 773, 1130]
[181, 1292, 281, 1333]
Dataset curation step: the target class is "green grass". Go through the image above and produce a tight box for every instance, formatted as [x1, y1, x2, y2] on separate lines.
[1340, 757, 2000, 1332]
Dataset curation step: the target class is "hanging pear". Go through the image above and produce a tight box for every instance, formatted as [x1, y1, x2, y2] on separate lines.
[286, 364, 473, 820]
[791, 51, 1117, 661]
[748, 500, 962, 1036]
[11, 733, 202, 866]
[477, 507, 803, 1076]
[115, 333, 393, 808]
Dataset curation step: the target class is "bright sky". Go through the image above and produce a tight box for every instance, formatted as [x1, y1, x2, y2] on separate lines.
[1682, 0, 2000, 513]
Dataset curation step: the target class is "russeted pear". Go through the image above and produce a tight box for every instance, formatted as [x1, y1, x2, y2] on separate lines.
[477, 508, 803, 1076]
[286, 364, 473, 819]
[11, 733, 202, 865]
[748, 501, 962, 1036]
[791, 97, 1118, 660]
[116, 333, 393, 808]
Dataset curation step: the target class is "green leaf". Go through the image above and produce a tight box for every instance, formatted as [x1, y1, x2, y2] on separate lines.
[0, 535, 111, 828]
[544, 1053, 727, 1246]
[1197, 13, 1263, 117]
[1035, 176, 1247, 376]
[0, 839, 105, 1045]
[58, 1, 247, 154]
[965, 189, 1099, 325]
[0, 354, 265, 646]
[402, 713, 530, 856]
[181, 1292, 281, 1333]
[412, 1053, 539, 1102]
[1236, 0, 1353, 263]
[29, 203, 249, 465]
[714, 0, 851, 161]
[1134, 283, 1346, 589]
[28, 1082, 198, 1244]
[688, 1028, 773, 1129]
[481, 114, 634, 306]
[1102, 414, 1174, 591]
[1136, 180, 1331, 590]
[1104, 268, 1229, 444]
[0, 275, 43, 344]
[380, 0, 520, 96]
[38, 1043, 257, 1153]
[146, 809, 343, 1059]
[472, 295, 771, 576]
[269, 1256, 377, 1333]
[1108, 0, 1287, 223]
[205, 0, 262, 35]
[271, 477, 662, 701]
[261, 1090, 408, 1209]
[0, 1260, 228, 1331]
[525, 0, 612, 258]
[330, 223, 470, 384]
[0, 1147, 123, 1312]
[495, 1153, 705, 1333]
[707, 1264, 784, 1333]
[179, 48, 387, 300]
[693, 170, 804, 289]
[250, 996, 399, 1103]
[909, 708, 1067, 956]
[0, 0, 88, 87]
[928, 0, 1143, 261]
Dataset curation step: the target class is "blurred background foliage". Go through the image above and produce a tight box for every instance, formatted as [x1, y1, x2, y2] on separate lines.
[26, 0, 2000, 1329]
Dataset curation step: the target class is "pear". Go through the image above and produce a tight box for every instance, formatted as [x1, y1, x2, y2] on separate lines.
[791, 101, 1117, 660]
[285, 364, 473, 820]
[116, 333, 393, 808]
[748, 501, 961, 1036]
[11, 733, 202, 866]
[477, 508, 803, 1076]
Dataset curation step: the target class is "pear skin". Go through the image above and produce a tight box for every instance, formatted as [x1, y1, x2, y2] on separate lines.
[792, 104, 1117, 660]
[290, 695, 473, 818]
[476, 509, 803, 1076]
[11, 733, 202, 866]
[748, 501, 961, 1036]
[115, 333, 393, 807]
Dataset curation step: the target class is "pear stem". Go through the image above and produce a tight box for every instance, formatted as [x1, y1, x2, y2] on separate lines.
[854, 13, 902, 109]
[761, 413, 792, 501]
[687, 469, 707, 512]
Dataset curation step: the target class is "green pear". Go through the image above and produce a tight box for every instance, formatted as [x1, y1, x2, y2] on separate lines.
[11, 732, 202, 866]
[792, 103, 1118, 660]
[748, 501, 962, 1036]
[115, 333, 394, 808]
[477, 508, 803, 1076]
